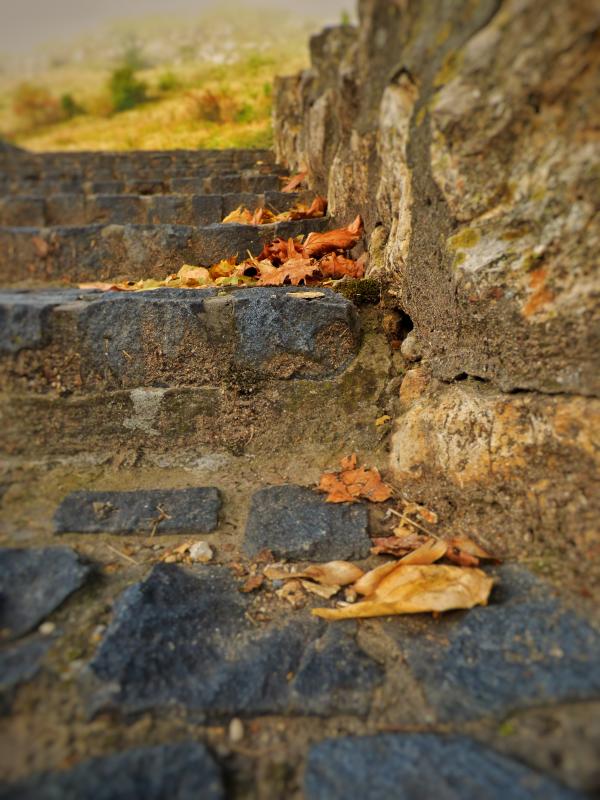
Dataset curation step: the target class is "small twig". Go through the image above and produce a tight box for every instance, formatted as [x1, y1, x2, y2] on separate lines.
[150, 504, 172, 537]
[105, 543, 138, 565]
[388, 508, 441, 540]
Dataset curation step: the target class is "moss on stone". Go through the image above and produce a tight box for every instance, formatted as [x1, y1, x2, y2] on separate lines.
[447, 228, 480, 250]
[332, 278, 381, 305]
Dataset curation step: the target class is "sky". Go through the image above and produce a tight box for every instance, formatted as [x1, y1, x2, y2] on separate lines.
[0, 0, 352, 55]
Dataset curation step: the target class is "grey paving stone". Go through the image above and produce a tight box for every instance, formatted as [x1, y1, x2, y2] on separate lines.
[244, 485, 370, 561]
[232, 286, 360, 377]
[386, 566, 600, 721]
[304, 733, 584, 800]
[0, 742, 224, 800]
[0, 547, 92, 639]
[0, 635, 53, 710]
[54, 488, 221, 535]
[88, 564, 382, 717]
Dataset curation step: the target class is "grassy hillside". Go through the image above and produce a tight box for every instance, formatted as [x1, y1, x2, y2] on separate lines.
[0, 7, 329, 151]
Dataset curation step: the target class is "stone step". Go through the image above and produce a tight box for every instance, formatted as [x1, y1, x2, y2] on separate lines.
[0, 170, 287, 197]
[0, 216, 328, 284]
[0, 147, 277, 180]
[0, 190, 315, 227]
[0, 286, 360, 393]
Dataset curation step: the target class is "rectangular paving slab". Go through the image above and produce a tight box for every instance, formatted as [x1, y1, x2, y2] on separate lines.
[54, 488, 221, 535]
[87, 564, 382, 718]
[0, 217, 329, 283]
[244, 485, 371, 561]
[0, 287, 360, 392]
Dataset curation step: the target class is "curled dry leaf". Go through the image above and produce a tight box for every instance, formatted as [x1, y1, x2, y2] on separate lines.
[319, 253, 365, 280]
[303, 561, 364, 587]
[398, 538, 447, 565]
[178, 264, 211, 286]
[303, 215, 364, 259]
[353, 561, 400, 596]
[403, 501, 439, 525]
[370, 533, 428, 557]
[281, 171, 308, 193]
[446, 536, 500, 567]
[240, 574, 264, 593]
[222, 205, 254, 224]
[313, 565, 494, 620]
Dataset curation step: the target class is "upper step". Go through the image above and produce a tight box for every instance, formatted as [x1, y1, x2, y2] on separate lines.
[0, 148, 277, 179]
[0, 217, 329, 285]
[0, 190, 315, 227]
[0, 286, 360, 393]
[0, 170, 287, 197]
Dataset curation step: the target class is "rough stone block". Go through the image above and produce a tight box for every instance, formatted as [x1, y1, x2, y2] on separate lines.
[244, 485, 370, 561]
[386, 566, 600, 721]
[0, 636, 53, 709]
[304, 734, 582, 800]
[0, 742, 224, 800]
[54, 488, 221, 535]
[88, 564, 382, 716]
[0, 547, 92, 639]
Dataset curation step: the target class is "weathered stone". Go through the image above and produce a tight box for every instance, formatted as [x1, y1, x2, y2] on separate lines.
[0, 636, 53, 709]
[304, 733, 583, 800]
[0, 286, 360, 391]
[88, 564, 382, 717]
[0, 742, 224, 800]
[385, 566, 600, 722]
[0, 547, 92, 639]
[390, 380, 600, 547]
[244, 485, 370, 561]
[54, 488, 221, 535]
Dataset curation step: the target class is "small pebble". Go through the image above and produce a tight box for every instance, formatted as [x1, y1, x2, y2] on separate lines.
[189, 541, 213, 563]
[229, 718, 244, 744]
[39, 621, 56, 636]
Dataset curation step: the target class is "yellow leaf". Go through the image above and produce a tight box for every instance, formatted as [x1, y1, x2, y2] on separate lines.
[301, 580, 340, 599]
[398, 538, 447, 565]
[375, 415, 391, 427]
[313, 564, 494, 619]
[178, 264, 211, 286]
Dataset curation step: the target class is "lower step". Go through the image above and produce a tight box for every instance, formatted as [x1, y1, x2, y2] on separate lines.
[0, 190, 315, 227]
[0, 286, 360, 393]
[0, 217, 328, 284]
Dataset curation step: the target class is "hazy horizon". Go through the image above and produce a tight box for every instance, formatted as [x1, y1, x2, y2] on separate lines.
[0, 0, 353, 57]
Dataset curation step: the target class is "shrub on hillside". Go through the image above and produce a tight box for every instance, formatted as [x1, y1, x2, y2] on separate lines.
[108, 66, 147, 113]
[60, 93, 84, 119]
[157, 70, 180, 92]
[12, 83, 64, 128]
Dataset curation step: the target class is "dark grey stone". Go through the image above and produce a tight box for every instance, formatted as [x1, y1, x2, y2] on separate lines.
[244, 485, 370, 561]
[0, 635, 53, 706]
[386, 566, 600, 721]
[0, 547, 92, 639]
[0, 288, 88, 353]
[304, 734, 583, 800]
[0, 742, 224, 800]
[88, 564, 382, 717]
[232, 286, 360, 376]
[54, 487, 221, 535]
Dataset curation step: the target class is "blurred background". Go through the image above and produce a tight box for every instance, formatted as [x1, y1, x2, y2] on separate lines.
[0, 0, 353, 150]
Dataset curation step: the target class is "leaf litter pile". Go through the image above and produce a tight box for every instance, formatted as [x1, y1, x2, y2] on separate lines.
[80, 213, 366, 292]
[249, 455, 500, 620]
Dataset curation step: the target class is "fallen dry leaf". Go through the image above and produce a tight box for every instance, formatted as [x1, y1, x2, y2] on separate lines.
[240, 574, 264, 593]
[303, 561, 364, 587]
[178, 264, 211, 286]
[257, 257, 320, 286]
[313, 564, 494, 619]
[276, 579, 306, 608]
[303, 215, 364, 259]
[370, 534, 428, 557]
[445, 536, 500, 567]
[398, 538, 447, 565]
[319, 253, 365, 280]
[287, 195, 327, 220]
[353, 561, 400, 596]
[403, 501, 439, 525]
[222, 205, 254, 224]
[375, 415, 391, 427]
[281, 171, 308, 193]
[319, 456, 392, 504]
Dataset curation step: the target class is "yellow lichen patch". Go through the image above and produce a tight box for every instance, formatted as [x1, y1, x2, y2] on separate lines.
[447, 228, 480, 250]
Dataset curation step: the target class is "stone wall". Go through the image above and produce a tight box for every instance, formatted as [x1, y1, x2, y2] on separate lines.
[274, 0, 600, 556]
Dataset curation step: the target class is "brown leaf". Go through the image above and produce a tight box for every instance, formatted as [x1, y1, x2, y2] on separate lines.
[78, 282, 122, 292]
[257, 236, 303, 265]
[445, 536, 500, 567]
[303, 215, 364, 258]
[403, 501, 439, 525]
[32, 235, 50, 258]
[209, 258, 237, 280]
[313, 564, 495, 619]
[398, 538, 447, 565]
[303, 561, 364, 587]
[370, 534, 428, 557]
[287, 195, 328, 220]
[240, 575, 264, 593]
[178, 265, 211, 286]
[318, 253, 365, 280]
[301, 580, 340, 599]
[353, 561, 399, 596]
[222, 205, 254, 224]
[281, 171, 308, 193]
[318, 456, 393, 504]
[257, 257, 320, 286]
[276, 579, 306, 608]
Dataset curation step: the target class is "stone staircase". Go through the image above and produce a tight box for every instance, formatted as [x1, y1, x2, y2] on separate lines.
[0, 146, 598, 800]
